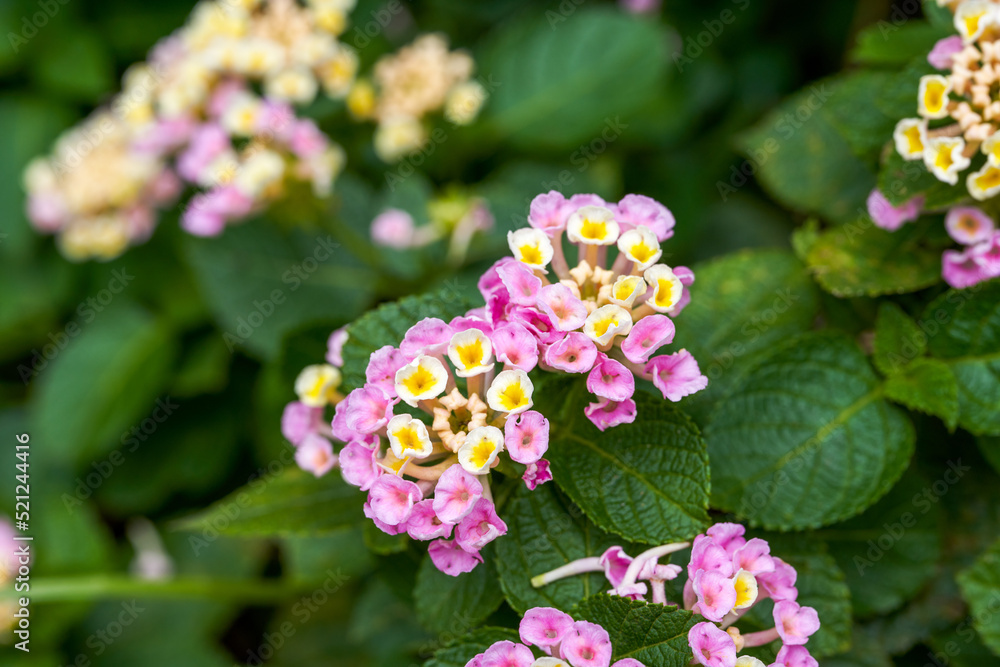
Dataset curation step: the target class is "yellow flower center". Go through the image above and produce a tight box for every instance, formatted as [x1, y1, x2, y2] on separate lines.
[580, 218, 608, 241]
[965, 11, 986, 36]
[904, 125, 923, 154]
[655, 279, 676, 309]
[393, 425, 422, 452]
[469, 440, 495, 468]
[629, 241, 658, 264]
[497, 383, 527, 411]
[456, 340, 484, 369]
[402, 365, 437, 395]
[934, 144, 955, 171]
[924, 81, 947, 115]
[519, 243, 544, 265]
[975, 166, 1000, 191]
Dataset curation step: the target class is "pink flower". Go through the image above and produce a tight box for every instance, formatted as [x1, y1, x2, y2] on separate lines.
[600, 546, 634, 587]
[498, 261, 544, 306]
[689, 534, 736, 579]
[492, 323, 539, 371]
[479, 257, 518, 298]
[343, 386, 395, 435]
[773, 601, 820, 646]
[523, 459, 552, 490]
[177, 124, 230, 183]
[587, 355, 635, 402]
[146, 169, 183, 206]
[946, 207, 995, 245]
[255, 100, 295, 136]
[528, 191, 571, 235]
[281, 401, 323, 445]
[611, 661, 647, 667]
[942, 244, 996, 289]
[866, 189, 923, 231]
[774, 645, 818, 667]
[367, 474, 422, 526]
[455, 498, 508, 552]
[621, 315, 675, 364]
[616, 194, 675, 241]
[559, 621, 613, 667]
[758, 557, 798, 602]
[645, 350, 708, 402]
[363, 499, 406, 535]
[584, 398, 637, 431]
[480, 640, 534, 667]
[339, 441, 380, 491]
[294, 434, 337, 477]
[688, 622, 737, 667]
[181, 205, 226, 237]
[504, 410, 550, 464]
[371, 208, 417, 249]
[538, 284, 589, 331]
[428, 538, 483, 576]
[134, 115, 196, 155]
[519, 607, 575, 650]
[706, 523, 746, 557]
[693, 570, 737, 622]
[433, 465, 484, 524]
[545, 333, 598, 373]
[26, 193, 68, 232]
[406, 500, 453, 540]
[401, 318, 454, 358]
[327, 327, 348, 367]
[287, 119, 328, 158]
[619, 0, 661, 14]
[928, 35, 963, 69]
[366, 345, 407, 398]
[733, 538, 775, 576]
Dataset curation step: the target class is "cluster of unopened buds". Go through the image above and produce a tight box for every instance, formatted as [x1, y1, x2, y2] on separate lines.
[531, 524, 820, 667]
[865, 0, 1000, 288]
[370, 190, 494, 264]
[485, 191, 708, 429]
[347, 33, 487, 161]
[466, 607, 646, 667]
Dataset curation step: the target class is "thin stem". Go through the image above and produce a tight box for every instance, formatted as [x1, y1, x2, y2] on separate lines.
[619, 542, 690, 589]
[531, 557, 604, 588]
[550, 231, 570, 280]
[741, 627, 780, 648]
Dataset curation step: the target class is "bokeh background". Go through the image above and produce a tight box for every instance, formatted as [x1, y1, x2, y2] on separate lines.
[0, 0, 944, 665]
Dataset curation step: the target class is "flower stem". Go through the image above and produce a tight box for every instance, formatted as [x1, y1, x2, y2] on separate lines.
[531, 557, 603, 588]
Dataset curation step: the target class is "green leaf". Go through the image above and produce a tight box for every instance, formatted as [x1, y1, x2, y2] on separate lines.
[874, 302, 927, 375]
[496, 484, 630, 614]
[29, 302, 177, 466]
[877, 148, 968, 209]
[823, 71, 897, 158]
[924, 280, 1000, 436]
[884, 358, 960, 428]
[340, 287, 476, 391]
[481, 7, 668, 150]
[414, 550, 503, 635]
[574, 594, 697, 665]
[183, 223, 376, 359]
[851, 22, 951, 67]
[423, 627, 520, 667]
[957, 537, 1000, 656]
[804, 219, 947, 297]
[363, 520, 409, 555]
[824, 626, 893, 667]
[978, 436, 1000, 476]
[875, 57, 939, 130]
[738, 78, 875, 224]
[821, 472, 943, 618]
[705, 332, 915, 530]
[31, 27, 115, 102]
[175, 468, 363, 538]
[546, 385, 710, 544]
[669, 249, 820, 423]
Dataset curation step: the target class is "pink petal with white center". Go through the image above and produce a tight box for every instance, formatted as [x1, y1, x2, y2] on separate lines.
[583, 397, 637, 431]
[406, 499, 453, 540]
[455, 498, 508, 552]
[529, 190, 571, 235]
[733, 538, 775, 576]
[773, 601, 821, 645]
[942, 243, 999, 289]
[504, 410, 550, 464]
[693, 570, 738, 622]
[757, 556, 798, 602]
[519, 607, 575, 649]
[689, 534, 736, 579]
[492, 323, 540, 371]
[775, 645, 818, 667]
[433, 465, 484, 524]
[480, 640, 535, 667]
[366, 345, 407, 398]
[688, 622, 737, 667]
[645, 350, 708, 402]
[363, 500, 406, 535]
[586, 355, 635, 402]
[538, 283, 589, 332]
[559, 621, 613, 667]
[616, 193, 676, 241]
[545, 332, 598, 374]
[343, 386, 395, 435]
[622, 315, 676, 364]
[428, 538, 483, 576]
[946, 207, 995, 245]
[367, 474, 422, 526]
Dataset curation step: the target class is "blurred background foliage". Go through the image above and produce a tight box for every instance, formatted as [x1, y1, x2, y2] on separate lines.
[3, 0, 992, 665]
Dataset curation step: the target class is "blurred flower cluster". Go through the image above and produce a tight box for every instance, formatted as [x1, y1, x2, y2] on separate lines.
[23, 0, 485, 261]
[531, 523, 820, 667]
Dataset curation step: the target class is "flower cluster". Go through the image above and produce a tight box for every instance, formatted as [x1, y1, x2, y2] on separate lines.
[348, 33, 486, 161]
[481, 191, 708, 430]
[467, 607, 645, 667]
[530, 523, 820, 667]
[867, 0, 1000, 288]
[371, 190, 494, 264]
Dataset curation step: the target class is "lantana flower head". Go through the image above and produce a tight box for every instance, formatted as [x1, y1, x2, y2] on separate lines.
[529, 523, 819, 667]
[481, 191, 708, 430]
